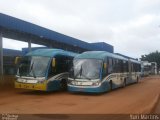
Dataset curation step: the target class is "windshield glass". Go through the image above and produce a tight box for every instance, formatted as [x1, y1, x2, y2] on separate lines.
[73, 59, 102, 80]
[17, 56, 50, 77]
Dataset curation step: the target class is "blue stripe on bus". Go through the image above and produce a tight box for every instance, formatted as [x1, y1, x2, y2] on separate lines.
[68, 81, 111, 93]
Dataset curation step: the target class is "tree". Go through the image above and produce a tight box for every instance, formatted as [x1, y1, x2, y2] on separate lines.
[140, 51, 160, 70]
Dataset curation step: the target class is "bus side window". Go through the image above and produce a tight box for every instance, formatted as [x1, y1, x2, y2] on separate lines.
[57, 55, 68, 73]
[139, 64, 141, 72]
[134, 63, 136, 72]
[131, 63, 134, 72]
[116, 59, 121, 73]
[115, 59, 120, 73]
[135, 63, 140, 72]
[126, 61, 129, 72]
[112, 59, 116, 73]
[121, 60, 126, 73]
[102, 58, 107, 78]
[66, 56, 73, 71]
[108, 58, 113, 74]
[123, 61, 127, 72]
[48, 62, 56, 78]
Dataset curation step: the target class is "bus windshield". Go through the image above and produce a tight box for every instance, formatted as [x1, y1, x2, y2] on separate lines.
[17, 56, 50, 77]
[73, 59, 102, 80]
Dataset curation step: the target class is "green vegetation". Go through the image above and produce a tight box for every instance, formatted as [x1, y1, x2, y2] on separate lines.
[141, 51, 160, 69]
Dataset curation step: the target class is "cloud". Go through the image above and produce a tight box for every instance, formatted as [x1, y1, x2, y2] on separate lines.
[3, 38, 44, 50]
[0, 0, 160, 58]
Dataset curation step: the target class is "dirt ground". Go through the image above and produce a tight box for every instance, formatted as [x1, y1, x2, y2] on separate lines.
[0, 75, 160, 119]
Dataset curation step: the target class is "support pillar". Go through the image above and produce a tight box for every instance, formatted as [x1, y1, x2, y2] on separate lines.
[0, 31, 3, 84]
[28, 39, 31, 52]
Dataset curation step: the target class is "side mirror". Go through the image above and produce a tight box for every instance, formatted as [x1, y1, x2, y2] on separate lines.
[15, 57, 21, 65]
[52, 58, 56, 67]
[104, 63, 107, 69]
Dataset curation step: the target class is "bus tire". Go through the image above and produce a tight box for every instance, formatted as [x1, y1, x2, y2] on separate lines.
[60, 79, 67, 90]
[123, 79, 126, 87]
[110, 80, 112, 91]
[136, 77, 139, 83]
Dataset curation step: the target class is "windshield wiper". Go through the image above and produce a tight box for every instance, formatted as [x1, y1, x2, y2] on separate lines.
[18, 64, 23, 77]
[83, 75, 91, 80]
[74, 65, 83, 80]
[78, 65, 92, 80]
[74, 65, 91, 80]
[29, 62, 36, 78]
[80, 65, 82, 77]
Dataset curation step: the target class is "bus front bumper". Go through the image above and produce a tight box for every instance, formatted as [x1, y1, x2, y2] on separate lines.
[15, 81, 47, 91]
[67, 84, 106, 93]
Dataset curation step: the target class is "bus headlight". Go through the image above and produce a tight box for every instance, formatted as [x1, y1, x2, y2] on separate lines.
[92, 81, 100, 86]
[37, 80, 45, 84]
[71, 81, 76, 85]
[68, 80, 75, 85]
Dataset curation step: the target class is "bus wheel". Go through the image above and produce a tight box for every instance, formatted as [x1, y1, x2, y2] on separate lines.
[123, 79, 126, 87]
[110, 80, 112, 91]
[60, 79, 67, 90]
[136, 77, 139, 83]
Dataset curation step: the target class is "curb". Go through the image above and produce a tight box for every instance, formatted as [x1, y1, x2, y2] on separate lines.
[140, 94, 160, 114]
[150, 94, 160, 113]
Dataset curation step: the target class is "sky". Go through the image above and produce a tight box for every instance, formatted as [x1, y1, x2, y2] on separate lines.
[0, 0, 160, 58]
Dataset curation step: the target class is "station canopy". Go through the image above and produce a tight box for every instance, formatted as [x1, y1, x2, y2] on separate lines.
[0, 13, 113, 53]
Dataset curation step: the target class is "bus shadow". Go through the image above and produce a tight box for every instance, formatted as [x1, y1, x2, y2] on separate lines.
[68, 91, 107, 96]
[69, 82, 142, 96]
[17, 89, 68, 96]
[110, 81, 141, 92]
[16, 82, 141, 96]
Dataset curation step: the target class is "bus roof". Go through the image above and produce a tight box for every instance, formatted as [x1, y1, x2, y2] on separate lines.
[75, 51, 128, 61]
[130, 59, 141, 64]
[26, 49, 78, 57]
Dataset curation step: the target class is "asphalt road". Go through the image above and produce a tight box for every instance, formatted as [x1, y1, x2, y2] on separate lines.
[0, 76, 159, 115]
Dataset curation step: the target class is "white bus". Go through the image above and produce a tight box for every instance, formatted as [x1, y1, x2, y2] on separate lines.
[68, 51, 141, 93]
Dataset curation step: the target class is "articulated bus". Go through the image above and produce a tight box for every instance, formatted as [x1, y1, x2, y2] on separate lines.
[150, 62, 157, 75]
[141, 61, 151, 76]
[15, 49, 77, 91]
[68, 51, 141, 93]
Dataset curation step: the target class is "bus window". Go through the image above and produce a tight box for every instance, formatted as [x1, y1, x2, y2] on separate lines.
[135, 63, 141, 72]
[48, 63, 55, 78]
[123, 61, 128, 72]
[65, 57, 74, 72]
[115, 59, 121, 73]
[108, 58, 113, 74]
[112, 59, 116, 73]
[102, 58, 107, 78]
[57, 56, 68, 73]
[120, 60, 123, 72]
[131, 63, 135, 72]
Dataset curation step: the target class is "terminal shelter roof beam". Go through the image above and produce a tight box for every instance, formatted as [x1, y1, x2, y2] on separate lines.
[0, 13, 114, 53]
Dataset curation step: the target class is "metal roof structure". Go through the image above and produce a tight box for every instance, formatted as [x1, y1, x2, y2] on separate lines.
[0, 13, 114, 79]
[91, 42, 113, 53]
[22, 47, 48, 55]
[0, 13, 113, 53]
[3, 48, 22, 56]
